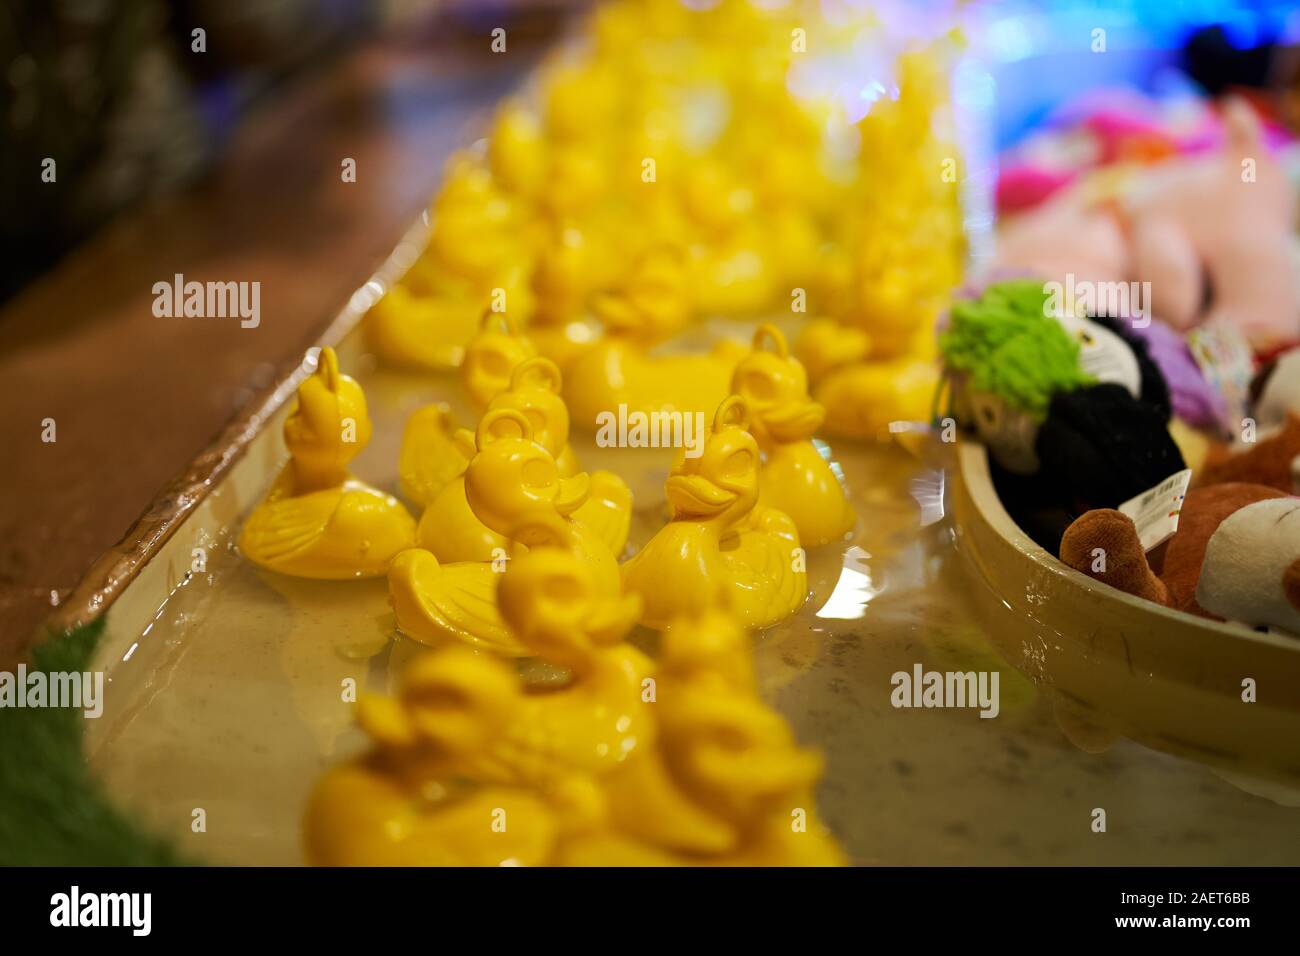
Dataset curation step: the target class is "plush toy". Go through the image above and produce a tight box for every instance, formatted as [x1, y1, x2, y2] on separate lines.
[1199, 413, 1300, 494]
[1195, 496, 1300, 636]
[1053, 312, 1144, 402]
[1131, 97, 1298, 351]
[1060, 482, 1291, 623]
[1251, 346, 1300, 431]
[942, 280, 1187, 555]
[1035, 382, 1184, 513]
[940, 279, 1094, 475]
[1124, 317, 1228, 434]
[994, 101, 1189, 215]
[1078, 313, 1173, 418]
[996, 98, 1300, 352]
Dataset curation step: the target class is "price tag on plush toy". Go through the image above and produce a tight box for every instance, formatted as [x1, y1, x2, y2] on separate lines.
[1117, 468, 1192, 552]
[1187, 320, 1255, 433]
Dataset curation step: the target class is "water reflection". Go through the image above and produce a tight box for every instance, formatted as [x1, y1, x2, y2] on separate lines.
[815, 544, 883, 620]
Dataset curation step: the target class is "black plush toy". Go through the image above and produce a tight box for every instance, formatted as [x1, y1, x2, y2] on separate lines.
[942, 280, 1185, 555]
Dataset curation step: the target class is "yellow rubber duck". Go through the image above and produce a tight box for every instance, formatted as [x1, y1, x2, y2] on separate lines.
[303, 649, 564, 866]
[560, 604, 844, 866]
[652, 613, 844, 865]
[424, 152, 532, 289]
[461, 311, 538, 410]
[307, 565, 840, 866]
[388, 406, 630, 655]
[794, 318, 939, 440]
[396, 312, 536, 509]
[488, 100, 547, 200]
[389, 518, 650, 786]
[367, 148, 538, 372]
[416, 357, 582, 561]
[621, 397, 808, 630]
[387, 548, 518, 654]
[813, 356, 939, 440]
[563, 246, 747, 427]
[488, 514, 653, 781]
[463, 409, 629, 593]
[364, 283, 482, 371]
[239, 348, 416, 580]
[305, 517, 653, 866]
[486, 358, 580, 477]
[731, 325, 855, 547]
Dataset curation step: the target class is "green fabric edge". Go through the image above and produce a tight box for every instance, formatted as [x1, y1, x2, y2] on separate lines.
[0, 617, 194, 865]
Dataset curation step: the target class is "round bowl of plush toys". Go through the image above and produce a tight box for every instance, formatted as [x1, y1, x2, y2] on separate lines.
[943, 276, 1300, 788]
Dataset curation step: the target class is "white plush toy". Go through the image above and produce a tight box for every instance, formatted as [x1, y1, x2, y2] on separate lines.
[1253, 347, 1300, 433]
[1196, 497, 1300, 637]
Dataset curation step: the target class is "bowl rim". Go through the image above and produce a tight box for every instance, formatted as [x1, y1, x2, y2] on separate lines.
[956, 438, 1300, 652]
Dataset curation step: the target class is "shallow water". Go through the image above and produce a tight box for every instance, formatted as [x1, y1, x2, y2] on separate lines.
[85, 343, 1300, 865]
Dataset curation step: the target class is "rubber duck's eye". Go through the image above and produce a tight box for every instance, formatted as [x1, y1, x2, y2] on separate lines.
[721, 449, 753, 478]
[522, 458, 555, 489]
[1078, 331, 1095, 346]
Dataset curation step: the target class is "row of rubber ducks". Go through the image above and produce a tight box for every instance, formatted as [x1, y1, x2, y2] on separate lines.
[238, 330, 855, 863]
[236, 0, 973, 867]
[303, 522, 843, 866]
[240, 318, 855, 649]
[364, 0, 964, 439]
[234, 333, 856, 863]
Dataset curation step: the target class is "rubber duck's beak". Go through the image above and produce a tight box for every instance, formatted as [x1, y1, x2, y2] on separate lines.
[553, 472, 591, 516]
[666, 474, 736, 518]
[760, 399, 825, 442]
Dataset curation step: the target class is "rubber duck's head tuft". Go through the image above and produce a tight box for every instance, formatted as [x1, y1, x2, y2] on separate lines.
[285, 347, 371, 471]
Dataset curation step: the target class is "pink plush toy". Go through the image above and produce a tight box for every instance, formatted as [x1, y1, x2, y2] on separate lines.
[995, 166, 1078, 214]
[1127, 99, 1298, 350]
[993, 185, 1127, 294]
[996, 98, 1300, 352]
